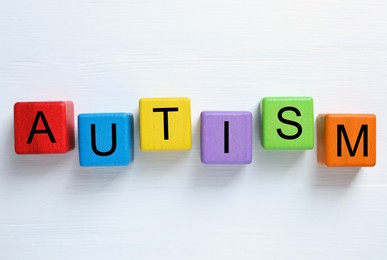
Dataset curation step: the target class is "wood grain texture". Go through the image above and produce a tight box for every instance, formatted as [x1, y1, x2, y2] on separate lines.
[1, 0, 387, 259]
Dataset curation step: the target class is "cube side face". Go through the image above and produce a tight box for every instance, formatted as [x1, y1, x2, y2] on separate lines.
[78, 113, 134, 167]
[14, 101, 75, 154]
[316, 114, 327, 165]
[201, 111, 252, 164]
[324, 114, 376, 167]
[261, 97, 314, 150]
[139, 97, 192, 151]
[65, 101, 75, 151]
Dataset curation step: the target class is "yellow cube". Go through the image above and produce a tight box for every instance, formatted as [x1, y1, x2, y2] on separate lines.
[139, 97, 192, 151]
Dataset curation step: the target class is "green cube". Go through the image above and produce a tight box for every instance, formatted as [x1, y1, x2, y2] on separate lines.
[261, 97, 314, 150]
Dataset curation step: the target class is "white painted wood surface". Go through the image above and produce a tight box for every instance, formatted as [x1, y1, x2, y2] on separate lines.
[1, 0, 387, 259]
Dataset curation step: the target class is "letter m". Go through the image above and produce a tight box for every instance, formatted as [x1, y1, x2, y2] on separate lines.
[337, 124, 368, 157]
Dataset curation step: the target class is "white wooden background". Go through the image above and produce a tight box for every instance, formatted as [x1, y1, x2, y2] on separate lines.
[1, 0, 387, 259]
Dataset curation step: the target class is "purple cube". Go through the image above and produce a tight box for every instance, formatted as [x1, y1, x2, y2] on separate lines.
[201, 111, 252, 164]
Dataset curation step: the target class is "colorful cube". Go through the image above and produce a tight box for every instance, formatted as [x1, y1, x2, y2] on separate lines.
[14, 101, 75, 154]
[139, 97, 192, 151]
[261, 97, 314, 150]
[317, 114, 376, 167]
[201, 111, 252, 164]
[78, 113, 134, 166]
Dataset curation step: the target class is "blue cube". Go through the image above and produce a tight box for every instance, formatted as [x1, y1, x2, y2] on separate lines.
[78, 113, 134, 166]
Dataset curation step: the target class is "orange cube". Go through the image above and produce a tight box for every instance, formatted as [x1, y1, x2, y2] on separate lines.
[317, 114, 376, 167]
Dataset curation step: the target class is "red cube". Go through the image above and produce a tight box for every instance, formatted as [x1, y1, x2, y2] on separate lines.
[14, 101, 75, 154]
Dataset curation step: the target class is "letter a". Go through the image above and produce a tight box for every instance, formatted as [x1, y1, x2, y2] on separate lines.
[27, 111, 56, 143]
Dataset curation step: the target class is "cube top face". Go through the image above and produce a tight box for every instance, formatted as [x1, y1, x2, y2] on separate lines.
[201, 111, 252, 164]
[261, 97, 314, 150]
[78, 113, 134, 167]
[14, 101, 75, 154]
[139, 97, 192, 151]
[318, 114, 376, 167]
